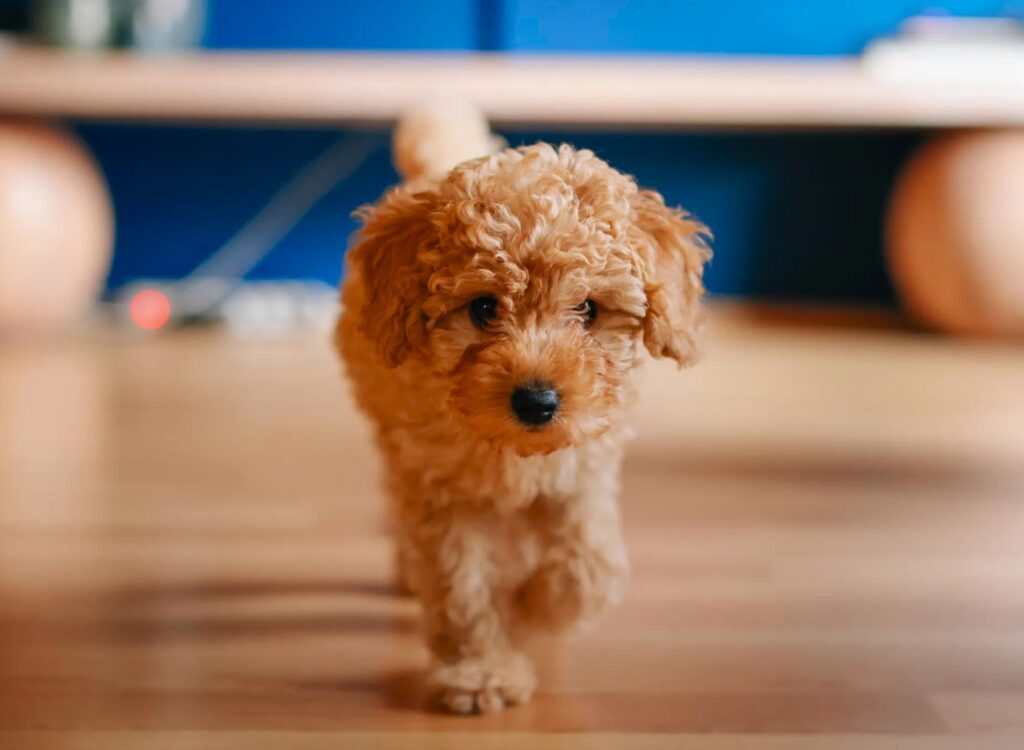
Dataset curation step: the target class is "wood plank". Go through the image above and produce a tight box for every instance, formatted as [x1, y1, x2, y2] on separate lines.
[0, 731, 1020, 750]
[4, 731, 1024, 750]
[2, 305, 1024, 747]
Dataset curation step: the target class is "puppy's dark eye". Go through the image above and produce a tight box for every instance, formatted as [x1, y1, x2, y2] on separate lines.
[468, 296, 499, 329]
[575, 299, 598, 327]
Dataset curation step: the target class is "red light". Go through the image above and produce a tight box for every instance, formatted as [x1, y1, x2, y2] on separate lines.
[129, 289, 172, 331]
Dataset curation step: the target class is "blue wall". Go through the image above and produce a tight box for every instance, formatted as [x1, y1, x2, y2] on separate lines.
[40, 1, 1008, 302]
[499, 0, 1007, 54]
[193, 0, 1008, 54]
[204, 0, 478, 50]
[77, 126, 393, 287]
[83, 124, 918, 302]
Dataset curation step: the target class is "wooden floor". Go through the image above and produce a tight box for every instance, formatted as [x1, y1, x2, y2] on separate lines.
[2, 307, 1024, 749]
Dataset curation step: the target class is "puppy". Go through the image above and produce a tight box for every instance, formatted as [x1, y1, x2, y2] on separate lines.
[336, 104, 710, 714]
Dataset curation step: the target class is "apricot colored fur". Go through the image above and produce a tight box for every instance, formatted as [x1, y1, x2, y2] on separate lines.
[336, 133, 710, 714]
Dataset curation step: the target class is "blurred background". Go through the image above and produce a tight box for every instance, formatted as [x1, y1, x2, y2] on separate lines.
[0, 0, 1021, 328]
[3, 2, 1024, 745]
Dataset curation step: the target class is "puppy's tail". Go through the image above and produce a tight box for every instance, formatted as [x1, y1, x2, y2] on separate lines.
[392, 100, 504, 183]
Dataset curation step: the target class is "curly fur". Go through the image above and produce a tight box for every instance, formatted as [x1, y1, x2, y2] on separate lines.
[336, 111, 711, 714]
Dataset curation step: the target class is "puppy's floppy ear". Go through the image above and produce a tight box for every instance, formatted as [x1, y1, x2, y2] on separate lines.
[347, 186, 437, 368]
[632, 189, 712, 367]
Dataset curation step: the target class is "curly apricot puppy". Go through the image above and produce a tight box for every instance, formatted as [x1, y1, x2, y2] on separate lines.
[336, 106, 711, 714]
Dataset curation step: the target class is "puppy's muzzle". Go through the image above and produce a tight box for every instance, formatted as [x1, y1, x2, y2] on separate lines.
[510, 384, 560, 426]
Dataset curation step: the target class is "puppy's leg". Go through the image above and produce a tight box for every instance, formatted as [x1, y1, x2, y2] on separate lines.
[518, 487, 629, 632]
[414, 510, 535, 714]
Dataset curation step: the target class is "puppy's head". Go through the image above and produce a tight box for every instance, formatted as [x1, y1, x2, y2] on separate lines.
[347, 143, 710, 455]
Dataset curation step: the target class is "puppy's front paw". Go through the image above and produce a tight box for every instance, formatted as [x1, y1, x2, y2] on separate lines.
[428, 652, 536, 714]
[518, 556, 628, 632]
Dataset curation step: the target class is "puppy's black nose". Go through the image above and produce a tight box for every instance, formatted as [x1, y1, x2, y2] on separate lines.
[510, 385, 560, 426]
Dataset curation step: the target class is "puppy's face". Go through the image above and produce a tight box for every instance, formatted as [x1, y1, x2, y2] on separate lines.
[348, 144, 710, 456]
[427, 238, 644, 457]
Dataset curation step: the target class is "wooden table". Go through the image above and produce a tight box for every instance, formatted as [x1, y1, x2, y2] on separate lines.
[1, 49, 1023, 128]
